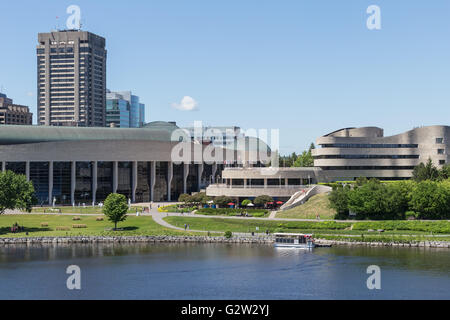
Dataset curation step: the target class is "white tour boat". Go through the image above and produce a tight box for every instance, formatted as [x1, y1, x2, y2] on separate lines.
[274, 233, 316, 249]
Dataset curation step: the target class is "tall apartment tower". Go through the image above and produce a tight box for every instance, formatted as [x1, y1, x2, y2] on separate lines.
[37, 30, 107, 127]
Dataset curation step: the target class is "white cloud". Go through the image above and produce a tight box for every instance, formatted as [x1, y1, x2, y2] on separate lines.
[172, 96, 198, 111]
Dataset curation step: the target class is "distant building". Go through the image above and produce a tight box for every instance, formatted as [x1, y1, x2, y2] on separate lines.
[0, 93, 32, 125]
[313, 126, 450, 181]
[36, 30, 107, 127]
[106, 91, 145, 128]
[183, 125, 244, 147]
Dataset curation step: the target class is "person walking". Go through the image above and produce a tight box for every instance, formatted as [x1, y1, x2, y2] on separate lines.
[184, 224, 187, 231]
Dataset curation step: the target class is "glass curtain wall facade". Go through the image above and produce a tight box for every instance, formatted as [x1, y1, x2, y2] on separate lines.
[106, 98, 130, 128]
[97, 161, 113, 202]
[171, 164, 184, 201]
[186, 164, 199, 194]
[154, 162, 168, 202]
[75, 162, 93, 204]
[201, 164, 212, 188]
[53, 162, 71, 205]
[30, 162, 49, 205]
[117, 162, 132, 200]
[5, 162, 26, 175]
[136, 162, 151, 203]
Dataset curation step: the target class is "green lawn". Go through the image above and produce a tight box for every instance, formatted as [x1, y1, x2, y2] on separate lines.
[163, 216, 450, 241]
[31, 206, 144, 214]
[276, 193, 336, 219]
[0, 215, 199, 238]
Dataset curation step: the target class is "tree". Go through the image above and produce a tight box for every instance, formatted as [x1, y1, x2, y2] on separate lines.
[241, 199, 252, 207]
[409, 181, 450, 219]
[178, 194, 192, 204]
[254, 195, 273, 206]
[439, 165, 450, 180]
[412, 159, 440, 182]
[214, 196, 233, 207]
[103, 193, 128, 230]
[293, 143, 315, 167]
[0, 171, 36, 214]
[328, 184, 351, 216]
[191, 192, 211, 205]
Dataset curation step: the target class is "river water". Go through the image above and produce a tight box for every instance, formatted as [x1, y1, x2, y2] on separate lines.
[0, 243, 448, 300]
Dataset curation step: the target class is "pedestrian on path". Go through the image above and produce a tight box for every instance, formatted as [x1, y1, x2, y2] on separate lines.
[184, 224, 187, 231]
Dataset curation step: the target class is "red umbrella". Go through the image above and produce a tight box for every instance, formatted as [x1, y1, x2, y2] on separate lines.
[267, 202, 274, 205]
[227, 203, 235, 206]
[276, 201, 284, 205]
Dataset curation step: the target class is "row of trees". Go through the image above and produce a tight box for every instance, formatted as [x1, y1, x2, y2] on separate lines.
[278, 143, 315, 168]
[412, 159, 450, 181]
[330, 178, 450, 220]
[178, 193, 274, 207]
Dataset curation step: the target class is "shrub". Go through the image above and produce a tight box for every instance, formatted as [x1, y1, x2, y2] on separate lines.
[196, 208, 269, 217]
[224, 231, 232, 238]
[72, 217, 81, 221]
[40, 222, 49, 227]
[72, 224, 87, 229]
[55, 226, 70, 231]
[96, 217, 104, 221]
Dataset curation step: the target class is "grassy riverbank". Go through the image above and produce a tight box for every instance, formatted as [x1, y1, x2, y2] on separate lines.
[276, 194, 337, 219]
[0, 215, 200, 238]
[164, 216, 450, 242]
[31, 206, 144, 214]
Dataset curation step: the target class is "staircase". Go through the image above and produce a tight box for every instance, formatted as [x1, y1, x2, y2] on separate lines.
[280, 185, 332, 211]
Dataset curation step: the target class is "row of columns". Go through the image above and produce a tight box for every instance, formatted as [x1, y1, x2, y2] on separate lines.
[2, 160, 211, 205]
[229, 178, 292, 188]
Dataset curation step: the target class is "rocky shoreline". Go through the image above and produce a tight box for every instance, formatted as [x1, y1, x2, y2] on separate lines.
[0, 235, 449, 248]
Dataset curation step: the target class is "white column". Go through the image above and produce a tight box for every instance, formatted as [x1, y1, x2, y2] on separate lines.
[92, 161, 98, 204]
[264, 178, 268, 189]
[244, 179, 248, 189]
[150, 161, 156, 202]
[183, 163, 189, 194]
[48, 161, 53, 206]
[113, 161, 118, 194]
[25, 161, 30, 181]
[1, 161, 5, 172]
[167, 162, 173, 201]
[132, 161, 138, 203]
[71, 161, 76, 205]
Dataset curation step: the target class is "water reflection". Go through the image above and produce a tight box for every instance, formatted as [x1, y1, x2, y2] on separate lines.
[0, 243, 448, 299]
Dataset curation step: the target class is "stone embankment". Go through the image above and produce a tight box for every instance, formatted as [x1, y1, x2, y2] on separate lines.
[315, 239, 450, 248]
[0, 236, 274, 245]
[0, 236, 448, 248]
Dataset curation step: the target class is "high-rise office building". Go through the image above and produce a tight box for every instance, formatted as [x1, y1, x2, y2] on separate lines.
[106, 90, 145, 128]
[0, 93, 33, 125]
[36, 30, 107, 127]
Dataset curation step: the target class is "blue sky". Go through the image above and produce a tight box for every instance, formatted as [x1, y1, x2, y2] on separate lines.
[0, 0, 449, 154]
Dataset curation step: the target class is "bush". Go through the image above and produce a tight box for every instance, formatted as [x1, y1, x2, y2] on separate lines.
[72, 224, 87, 229]
[72, 217, 81, 221]
[96, 217, 104, 221]
[55, 226, 70, 231]
[196, 208, 269, 217]
[224, 231, 232, 238]
[40, 222, 49, 227]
